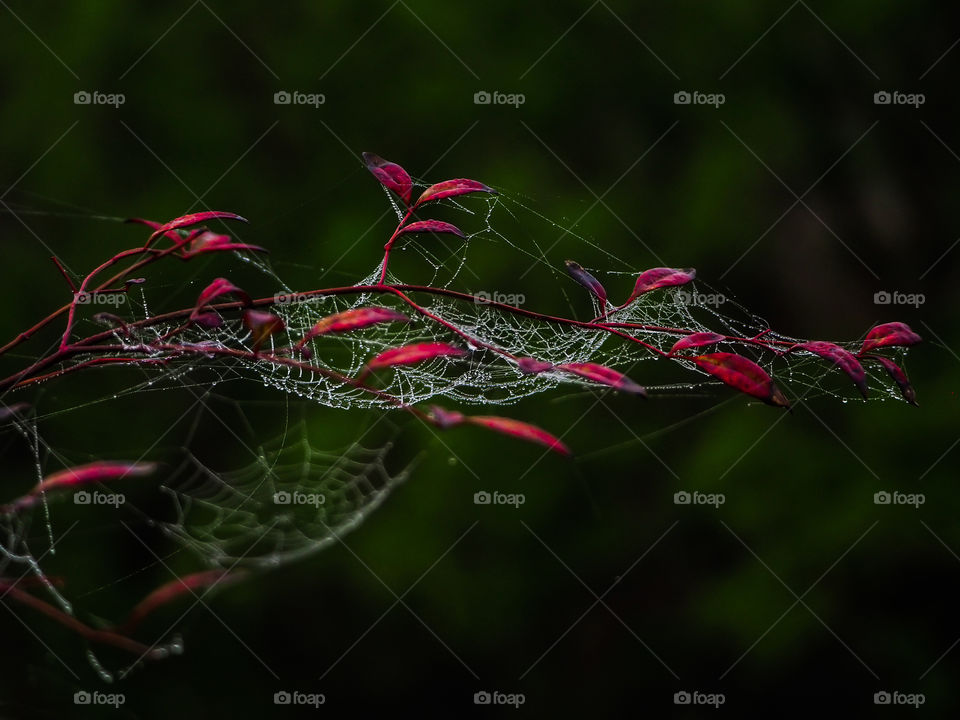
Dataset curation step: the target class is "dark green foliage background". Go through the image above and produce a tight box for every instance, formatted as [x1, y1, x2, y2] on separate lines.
[0, 1, 957, 715]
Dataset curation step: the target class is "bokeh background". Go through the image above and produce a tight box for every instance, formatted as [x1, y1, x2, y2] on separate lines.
[1, 1, 958, 716]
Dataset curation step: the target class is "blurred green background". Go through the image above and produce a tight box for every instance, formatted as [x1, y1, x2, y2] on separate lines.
[1, 0, 958, 715]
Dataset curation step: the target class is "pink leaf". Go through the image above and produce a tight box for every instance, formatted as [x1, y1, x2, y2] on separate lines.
[429, 405, 465, 429]
[296, 307, 409, 351]
[181, 231, 266, 259]
[146, 211, 247, 247]
[364, 342, 467, 375]
[243, 310, 285, 352]
[565, 260, 607, 306]
[190, 278, 250, 325]
[691, 352, 789, 407]
[859, 322, 922, 355]
[396, 220, 465, 239]
[867, 355, 918, 406]
[362, 152, 413, 204]
[795, 341, 867, 399]
[3, 461, 156, 514]
[121, 570, 242, 633]
[624, 267, 696, 306]
[517, 357, 554, 374]
[414, 179, 496, 207]
[557, 362, 647, 396]
[669, 332, 725, 354]
[126, 217, 182, 245]
[466, 416, 570, 456]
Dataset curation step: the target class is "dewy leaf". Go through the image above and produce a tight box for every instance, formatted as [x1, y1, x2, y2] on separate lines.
[395, 220, 465, 239]
[624, 267, 696, 306]
[669, 332, 725, 354]
[146, 211, 247, 247]
[181, 231, 266, 259]
[296, 307, 409, 352]
[691, 352, 790, 407]
[557, 362, 647, 396]
[190, 278, 250, 326]
[867, 355, 918, 406]
[466, 416, 571, 456]
[362, 152, 413, 204]
[414, 178, 496, 207]
[243, 310, 285, 352]
[859, 322, 922, 355]
[565, 260, 607, 306]
[364, 342, 467, 375]
[795, 341, 868, 399]
[516, 357, 554, 374]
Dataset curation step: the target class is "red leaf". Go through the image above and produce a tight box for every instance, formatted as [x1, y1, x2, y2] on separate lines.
[565, 261, 607, 306]
[466, 416, 570, 456]
[557, 362, 647, 396]
[362, 152, 413, 204]
[867, 355, 918, 406]
[296, 307, 409, 351]
[243, 310, 285, 352]
[859, 322, 922, 355]
[126, 217, 182, 245]
[181, 231, 266, 259]
[625, 267, 696, 306]
[395, 219, 465, 240]
[669, 332, 725, 354]
[121, 570, 243, 633]
[414, 179, 496, 207]
[190, 278, 250, 325]
[364, 342, 467, 374]
[146, 211, 247, 247]
[795, 341, 868, 399]
[429, 405, 465, 428]
[691, 352, 789, 407]
[3, 461, 156, 514]
[517, 357, 554, 374]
